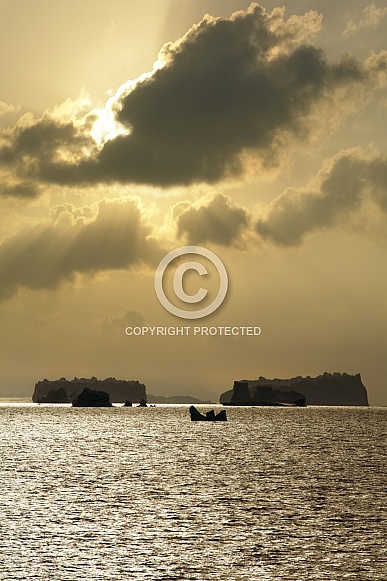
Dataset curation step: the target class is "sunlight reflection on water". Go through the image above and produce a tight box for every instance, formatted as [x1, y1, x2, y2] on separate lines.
[0, 404, 385, 580]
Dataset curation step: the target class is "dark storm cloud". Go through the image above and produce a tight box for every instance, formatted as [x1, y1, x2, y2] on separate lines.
[3, 3, 385, 192]
[255, 150, 387, 246]
[46, 4, 363, 187]
[176, 193, 248, 246]
[0, 198, 162, 300]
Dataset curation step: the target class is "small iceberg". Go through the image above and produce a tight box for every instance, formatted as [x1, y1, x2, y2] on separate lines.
[189, 405, 227, 422]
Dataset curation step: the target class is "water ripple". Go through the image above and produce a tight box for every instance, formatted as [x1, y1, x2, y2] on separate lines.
[0, 405, 385, 580]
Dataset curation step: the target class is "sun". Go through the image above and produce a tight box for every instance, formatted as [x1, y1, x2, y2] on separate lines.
[89, 94, 129, 146]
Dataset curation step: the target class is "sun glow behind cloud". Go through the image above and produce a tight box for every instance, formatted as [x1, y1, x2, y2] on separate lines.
[89, 93, 130, 146]
[89, 62, 166, 146]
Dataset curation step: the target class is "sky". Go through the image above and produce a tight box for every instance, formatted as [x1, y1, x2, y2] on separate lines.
[0, 0, 386, 404]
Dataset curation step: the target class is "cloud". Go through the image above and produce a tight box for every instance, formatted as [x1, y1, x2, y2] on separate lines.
[0, 116, 94, 168]
[3, 4, 385, 192]
[364, 50, 387, 88]
[344, 3, 387, 38]
[0, 93, 97, 197]
[0, 102, 21, 118]
[99, 308, 146, 330]
[32, 311, 64, 330]
[0, 197, 163, 301]
[43, 5, 341, 186]
[255, 149, 387, 246]
[0, 179, 40, 199]
[175, 193, 248, 246]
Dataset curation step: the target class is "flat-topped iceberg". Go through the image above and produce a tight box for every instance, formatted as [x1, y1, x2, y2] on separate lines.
[220, 373, 369, 406]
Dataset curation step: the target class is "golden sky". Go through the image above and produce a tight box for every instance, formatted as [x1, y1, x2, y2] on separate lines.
[0, 0, 386, 404]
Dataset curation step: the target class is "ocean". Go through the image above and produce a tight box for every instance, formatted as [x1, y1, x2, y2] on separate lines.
[0, 404, 385, 580]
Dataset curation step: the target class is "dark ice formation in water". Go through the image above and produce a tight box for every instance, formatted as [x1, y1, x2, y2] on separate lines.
[220, 373, 369, 406]
[189, 405, 227, 421]
[72, 387, 112, 407]
[37, 387, 69, 404]
[33, 377, 146, 404]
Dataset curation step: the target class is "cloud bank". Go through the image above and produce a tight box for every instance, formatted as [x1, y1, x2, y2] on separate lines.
[256, 150, 387, 246]
[0, 197, 162, 300]
[1, 148, 387, 302]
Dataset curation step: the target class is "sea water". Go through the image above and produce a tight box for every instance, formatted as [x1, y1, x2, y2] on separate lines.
[0, 404, 385, 580]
